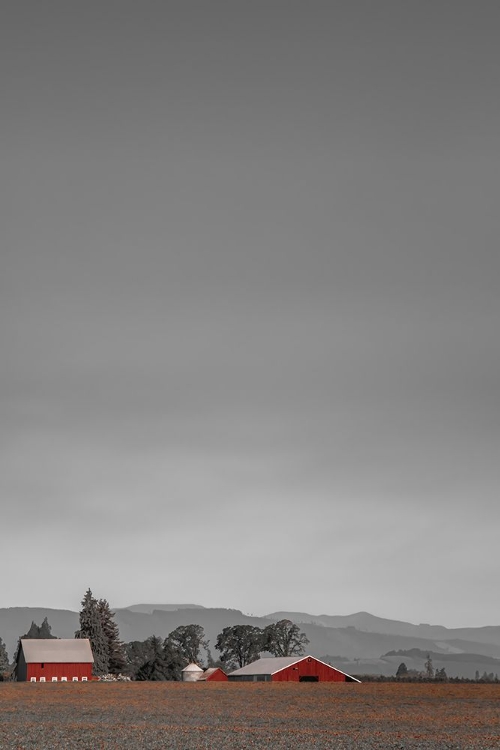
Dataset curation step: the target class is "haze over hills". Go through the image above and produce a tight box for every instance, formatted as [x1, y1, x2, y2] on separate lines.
[1, 604, 499, 678]
[266, 611, 500, 645]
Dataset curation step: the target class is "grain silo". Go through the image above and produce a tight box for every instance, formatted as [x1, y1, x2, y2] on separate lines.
[181, 663, 203, 682]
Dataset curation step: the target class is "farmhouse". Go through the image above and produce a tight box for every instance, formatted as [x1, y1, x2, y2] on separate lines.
[228, 655, 360, 682]
[15, 639, 94, 682]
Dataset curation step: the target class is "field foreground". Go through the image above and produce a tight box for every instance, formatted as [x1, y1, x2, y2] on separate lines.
[1, 682, 499, 749]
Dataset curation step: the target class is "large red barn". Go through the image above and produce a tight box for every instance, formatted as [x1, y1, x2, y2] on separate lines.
[228, 655, 360, 682]
[15, 639, 94, 682]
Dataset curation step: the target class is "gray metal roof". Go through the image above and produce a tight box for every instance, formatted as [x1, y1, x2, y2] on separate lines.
[229, 656, 306, 676]
[21, 639, 94, 663]
[229, 655, 360, 681]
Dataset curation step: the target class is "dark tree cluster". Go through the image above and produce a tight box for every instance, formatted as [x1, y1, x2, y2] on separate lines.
[12, 616, 57, 669]
[23, 617, 56, 640]
[125, 624, 210, 681]
[0, 637, 10, 679]
[215, 625, 264, 670]
[215, 619, 309, 672]
[390, 651, 499, 683]
[263, 619, 310, 658]
[166, 624, 210, 665]
[126, 636, 184, 681]
[394, 657, 447, 682]
[475, 671, 499, 683]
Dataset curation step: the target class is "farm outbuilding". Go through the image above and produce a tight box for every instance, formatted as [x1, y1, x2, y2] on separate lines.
[182, 665, 228, 682]
[228, 655, 360, 683]
[15, 639, 94, 682]
[197, 667, 228, 682]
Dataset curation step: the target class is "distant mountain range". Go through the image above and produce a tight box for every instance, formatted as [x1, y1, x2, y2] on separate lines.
[1, 604, 499, 679]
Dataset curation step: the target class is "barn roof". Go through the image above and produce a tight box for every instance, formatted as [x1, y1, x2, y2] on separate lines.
[230, 656, 304, 676]
[21, 639, 94, 664]
[229, 655, 360, 681]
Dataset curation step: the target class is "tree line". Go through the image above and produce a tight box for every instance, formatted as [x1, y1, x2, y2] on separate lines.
[391, 654, 499, 683]
[0, 588, 310, 681]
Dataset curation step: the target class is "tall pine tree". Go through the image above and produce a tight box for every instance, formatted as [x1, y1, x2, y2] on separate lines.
[98, 599, 126, 675]
[75, 588, 109, 675]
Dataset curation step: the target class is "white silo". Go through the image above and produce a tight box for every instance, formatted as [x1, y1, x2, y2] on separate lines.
[182, 663, 203, 682]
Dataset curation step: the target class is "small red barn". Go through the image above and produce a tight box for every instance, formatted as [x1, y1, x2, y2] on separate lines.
[228, 655, 360, 682]
[197, 667, 228, 682]
[15, 639, 94, 682]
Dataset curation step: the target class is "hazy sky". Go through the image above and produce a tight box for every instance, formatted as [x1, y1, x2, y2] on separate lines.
[2, 1, 499, 627]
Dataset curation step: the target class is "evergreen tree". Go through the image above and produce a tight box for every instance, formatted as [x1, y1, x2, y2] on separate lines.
[396, 662, 408, 678]
[38, 617, 55, 639]
[13, 617, 57, 666]
[135, 636, 168, 681]
[25, 621, 41, 639]
[75, 588, 109, 675]
[263, 619, 309, 657]
[424, 654, 434, 679]
[98, 599, 127, 674]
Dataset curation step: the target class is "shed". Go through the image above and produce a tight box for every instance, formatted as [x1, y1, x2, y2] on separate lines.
[182, 663, 204, 682]
[228, 655, 360, 683]
[197, 667, 228, 682]
[16, 639, 94, 682]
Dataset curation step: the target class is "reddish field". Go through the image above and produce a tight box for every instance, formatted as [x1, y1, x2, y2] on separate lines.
[1, 682, 499, 749]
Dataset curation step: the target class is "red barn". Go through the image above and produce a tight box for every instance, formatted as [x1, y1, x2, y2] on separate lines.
[228, 655, 360, 682]
[15, 639, 94, 682]
[197, 667, 228, 682]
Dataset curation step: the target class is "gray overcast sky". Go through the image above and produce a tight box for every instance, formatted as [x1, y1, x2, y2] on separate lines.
[1, 1, 499, 627]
